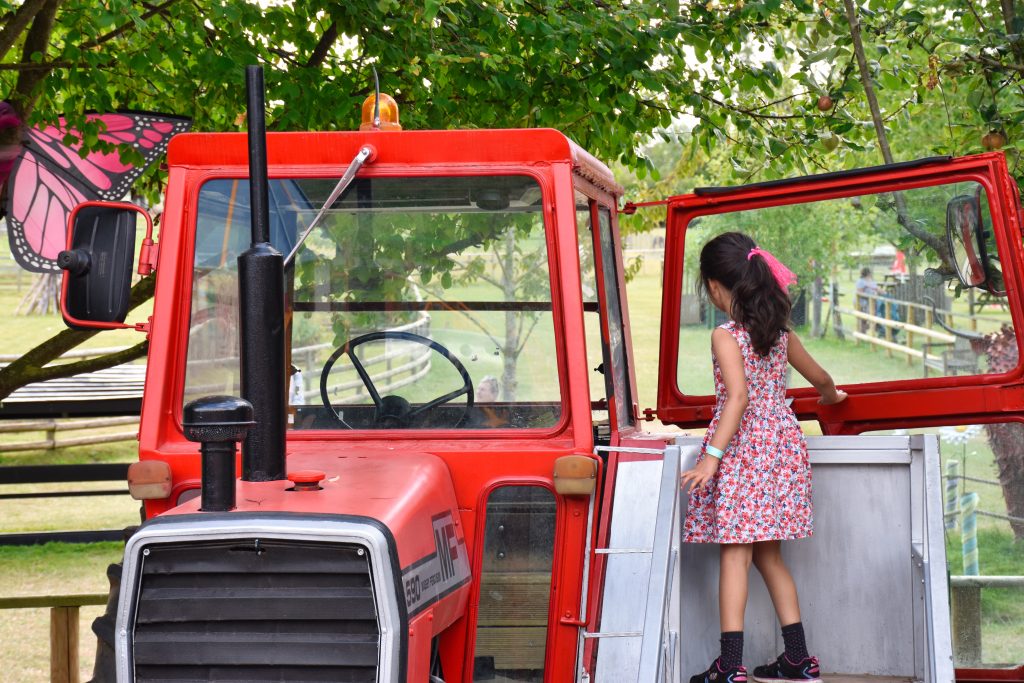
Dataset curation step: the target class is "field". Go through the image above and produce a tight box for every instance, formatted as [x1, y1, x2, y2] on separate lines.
[1, 247, 1022, 678]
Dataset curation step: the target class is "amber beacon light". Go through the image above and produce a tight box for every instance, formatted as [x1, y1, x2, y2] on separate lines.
[360, 93, 402, 131]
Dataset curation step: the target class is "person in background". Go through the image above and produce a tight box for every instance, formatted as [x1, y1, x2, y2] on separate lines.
[854, 267, 878, 334]
[477, 375, 500, 403]
[473, 375, 505, 428]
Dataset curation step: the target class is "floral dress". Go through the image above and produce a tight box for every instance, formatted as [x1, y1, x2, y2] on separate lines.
[682, 321, 813, 544]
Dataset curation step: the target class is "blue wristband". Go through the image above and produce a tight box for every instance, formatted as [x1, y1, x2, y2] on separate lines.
[704, 445, 724, 459]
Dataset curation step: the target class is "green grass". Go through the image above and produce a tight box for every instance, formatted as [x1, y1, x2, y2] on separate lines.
[0, 542, 124, 683]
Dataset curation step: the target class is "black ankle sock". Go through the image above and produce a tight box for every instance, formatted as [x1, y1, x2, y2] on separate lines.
[720, 631, 744, 669]
[781, 622, 809, 661]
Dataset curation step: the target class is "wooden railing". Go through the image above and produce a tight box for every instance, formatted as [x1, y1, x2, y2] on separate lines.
[0, 592, 107, 683]
[0, 416, 138, 454]
[834, 291, 1004, 374]
[836, 305, 955, 362]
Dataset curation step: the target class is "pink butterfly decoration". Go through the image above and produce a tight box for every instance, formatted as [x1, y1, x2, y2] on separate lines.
[2, 109, 191, 273]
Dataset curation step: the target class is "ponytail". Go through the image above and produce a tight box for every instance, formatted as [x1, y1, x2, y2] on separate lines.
[699, 232, 793, 357]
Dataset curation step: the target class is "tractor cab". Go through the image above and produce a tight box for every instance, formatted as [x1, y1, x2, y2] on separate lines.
[59, 79, 1023, 683]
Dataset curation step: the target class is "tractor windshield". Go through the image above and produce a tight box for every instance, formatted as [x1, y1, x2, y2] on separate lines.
[183, 174, 563, 431]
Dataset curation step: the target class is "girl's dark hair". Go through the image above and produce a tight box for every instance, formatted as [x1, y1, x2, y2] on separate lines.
[699, 231, 792, 357]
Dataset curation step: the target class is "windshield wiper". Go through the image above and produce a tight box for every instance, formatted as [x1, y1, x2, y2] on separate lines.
[283, 144, 375, 267]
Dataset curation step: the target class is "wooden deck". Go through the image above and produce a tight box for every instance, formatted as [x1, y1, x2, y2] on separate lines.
[0, 363, 144, 417]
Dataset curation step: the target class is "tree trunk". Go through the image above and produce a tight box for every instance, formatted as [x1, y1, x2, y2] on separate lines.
[841, 0, 951, 264]
[975, 327, 1024, 541]
[500, 226, 519, 402]
[812, 276, 823, 337]
[11, 0, 61, 117]
[982, 422, 1024, 540]
[0, 0, 50, 64]
[15, 272, 60, 315]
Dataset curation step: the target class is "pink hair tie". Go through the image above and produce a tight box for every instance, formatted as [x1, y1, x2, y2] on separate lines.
[748, 247, 797, 291]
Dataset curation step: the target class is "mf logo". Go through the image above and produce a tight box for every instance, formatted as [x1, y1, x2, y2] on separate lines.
[432, 514, 459, 582]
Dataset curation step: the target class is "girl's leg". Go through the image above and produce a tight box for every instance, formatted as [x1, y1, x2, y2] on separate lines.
[720, 543, 754, 631]
[751, 540, 800, 625]
[752, 541, 819, 677]
[714, 542, 753, 674]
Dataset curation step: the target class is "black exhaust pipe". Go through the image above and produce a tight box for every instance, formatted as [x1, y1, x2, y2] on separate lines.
[239, 65, 286, 482]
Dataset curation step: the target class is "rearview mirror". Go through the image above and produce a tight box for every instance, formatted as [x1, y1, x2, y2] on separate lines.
[945, 194, 988, 288]
[58, 201, 151, 330]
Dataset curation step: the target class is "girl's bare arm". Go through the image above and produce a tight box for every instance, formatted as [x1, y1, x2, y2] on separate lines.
[788, 332, 847, 405]
[707, 327, 749, 451]
[681, 328, 748, 490]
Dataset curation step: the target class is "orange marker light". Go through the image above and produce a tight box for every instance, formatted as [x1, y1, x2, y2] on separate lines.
[360, 93, 402, 131]
[127, 460, 173, 500]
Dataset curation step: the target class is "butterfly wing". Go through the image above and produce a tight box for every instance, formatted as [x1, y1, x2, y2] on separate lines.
[26, 111, 191, 201]
[4, 111, 191, 273]
[5, 148, 88, 273]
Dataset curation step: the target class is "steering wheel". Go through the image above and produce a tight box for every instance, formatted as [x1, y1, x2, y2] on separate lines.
[320, 331, 474, 428]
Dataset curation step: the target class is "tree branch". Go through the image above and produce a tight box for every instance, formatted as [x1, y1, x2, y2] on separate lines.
[79, 0, 180, 51]
[842, 0, 948, 259]
[0, 0, 49, 64]
[26, 340, 149, 384]
[12, 0, 61, 118]
[305, 20, 339, 68]
[0, 61, 76, 71]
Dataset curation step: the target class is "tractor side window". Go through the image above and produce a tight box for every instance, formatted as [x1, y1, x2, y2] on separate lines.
[597, 206, 634, 429]
[576, 194, 635, 434]
[472, 485, 556, 682]
[676, 181, 1014, 396]
[183, 178, 299, 405]
[576, 194, 612, 427]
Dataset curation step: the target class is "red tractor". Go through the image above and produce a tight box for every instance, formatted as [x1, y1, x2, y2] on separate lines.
[61, 68, 1023, 682]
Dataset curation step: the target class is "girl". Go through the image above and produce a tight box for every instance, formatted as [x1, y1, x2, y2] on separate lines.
[680, 232, 847, 683]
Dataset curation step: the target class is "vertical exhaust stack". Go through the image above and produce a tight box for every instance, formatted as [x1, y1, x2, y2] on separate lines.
[239, 65, 286, 481]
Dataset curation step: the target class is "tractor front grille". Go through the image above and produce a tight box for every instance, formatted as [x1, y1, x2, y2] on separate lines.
[129, 538, 379, 682]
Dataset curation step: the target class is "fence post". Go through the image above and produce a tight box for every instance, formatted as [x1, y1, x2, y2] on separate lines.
[50, 605, 80, 683]
[945, 460, 960, 531]
[46, 421, 57, 451]
[950, 582, 982, 666]
[883, 299, 894, 358]
[961, 492, 979, 576]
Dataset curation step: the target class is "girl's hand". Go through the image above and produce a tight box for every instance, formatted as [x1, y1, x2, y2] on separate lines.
[818, 389, 848, 406]
[680, 455, 720, 492]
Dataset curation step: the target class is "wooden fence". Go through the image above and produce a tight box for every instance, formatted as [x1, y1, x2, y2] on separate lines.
[0, 593, 107, 683]
[0, 416, 138, 454]
[834, 292, 1003, 375]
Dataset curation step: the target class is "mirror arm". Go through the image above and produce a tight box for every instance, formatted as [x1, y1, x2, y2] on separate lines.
[137, 209, 159, 275]
[138, 236, 158, 276]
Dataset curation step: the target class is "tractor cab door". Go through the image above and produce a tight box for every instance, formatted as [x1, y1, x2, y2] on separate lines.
[655, 153, 1024, 435]
[654, 153, 1024, 681]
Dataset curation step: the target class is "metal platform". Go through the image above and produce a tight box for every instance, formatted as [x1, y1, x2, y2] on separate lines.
[590, 435, 952, 683]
